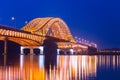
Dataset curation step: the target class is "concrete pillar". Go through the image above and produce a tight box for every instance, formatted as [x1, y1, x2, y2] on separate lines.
[39, 46, 43, 54]
[21, 46, 43, 55]
[21, 46, 32, 55]
[70, 49, 74, 55]
[63, 50, 66, 55]
[4, 55, 7, 66]
[30, 47, 34, 55]
[4, 37, 7, 55]
[57, 49, 60, 55]
[20, 46, 24, 54]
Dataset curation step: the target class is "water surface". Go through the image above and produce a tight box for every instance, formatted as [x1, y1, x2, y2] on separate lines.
[0, 55, 120, 80]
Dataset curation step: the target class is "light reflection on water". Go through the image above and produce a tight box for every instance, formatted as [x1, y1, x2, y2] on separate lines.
[0, 55, 120, 80]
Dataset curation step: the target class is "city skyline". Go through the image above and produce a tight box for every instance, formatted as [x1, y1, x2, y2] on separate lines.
[0, 0, 120, 49]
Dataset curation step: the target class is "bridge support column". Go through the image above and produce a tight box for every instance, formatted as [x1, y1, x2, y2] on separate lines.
[21, 46, 43, 55]
[38, 46, 44, 54]
[61, 49, 68, 55]
[20, 46, 24, 55]
[64, 50, 67, 55]
[79, 48, 88, 54]
[65, 49, 74, 55]
[69, 49, 74, 55]
[4, 55, 7, 66]
[57, 49, 60, 55]
[4, 37, 7, 55]
[30, 47, 34, 55]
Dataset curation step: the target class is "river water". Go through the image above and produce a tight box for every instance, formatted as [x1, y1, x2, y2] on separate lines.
[0, 55, 120, 80]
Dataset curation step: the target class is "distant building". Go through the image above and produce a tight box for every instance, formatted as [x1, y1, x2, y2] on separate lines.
[98, 48, 120, 54]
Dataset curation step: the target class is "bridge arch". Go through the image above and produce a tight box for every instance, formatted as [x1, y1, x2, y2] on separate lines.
[21, 18, 75, 43]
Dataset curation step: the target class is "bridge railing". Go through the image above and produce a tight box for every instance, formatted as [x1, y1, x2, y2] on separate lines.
[0, 25, 43, 45]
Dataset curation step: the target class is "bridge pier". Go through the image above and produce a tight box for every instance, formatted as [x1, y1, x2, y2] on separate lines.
[20, 46, 44, 55]
[20, 46, 24, 55]
[81, 48, 88, 54]
[65, 49, 74, 55]
[38, 46, 44, 55]
[69, 49, 74, 55]
[30, 47, 34, 55]
[57, 49, 60, 55]
[4, 37, 8, 55]
[59, 49, 74, 55]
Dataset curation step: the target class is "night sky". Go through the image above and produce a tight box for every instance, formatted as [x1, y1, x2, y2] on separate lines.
[0, 0, 120, 49]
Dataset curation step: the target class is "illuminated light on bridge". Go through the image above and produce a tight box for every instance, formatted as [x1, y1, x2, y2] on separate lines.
[74, 36, 97, 48]
[0, 26, 42, 46]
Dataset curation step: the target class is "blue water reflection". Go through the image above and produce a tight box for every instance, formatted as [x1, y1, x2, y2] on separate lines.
[0, 55, 120, 80]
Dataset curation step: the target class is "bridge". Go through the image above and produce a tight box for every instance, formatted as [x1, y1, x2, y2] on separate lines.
[0, 17, 92, 55]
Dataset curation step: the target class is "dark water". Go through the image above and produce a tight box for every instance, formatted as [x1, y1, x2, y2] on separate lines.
[0, 55, 120, 80]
